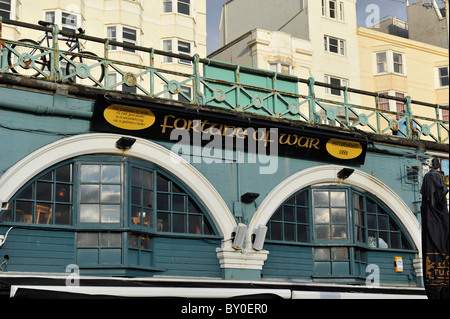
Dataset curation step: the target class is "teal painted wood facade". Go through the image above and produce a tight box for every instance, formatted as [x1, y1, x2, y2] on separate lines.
[0, 72, 446, 291]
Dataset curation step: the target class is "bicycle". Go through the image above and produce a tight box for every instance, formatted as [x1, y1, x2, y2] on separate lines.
[7, 20, 105, 85]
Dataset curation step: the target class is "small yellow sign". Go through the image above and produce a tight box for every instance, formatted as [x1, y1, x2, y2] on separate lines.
[104, 104, 156, 131]
[326, 138, 363, 160]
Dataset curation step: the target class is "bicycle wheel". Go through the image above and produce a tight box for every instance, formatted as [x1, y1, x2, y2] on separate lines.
[7, 39, 47, 77]
[66, 51, 105, 86]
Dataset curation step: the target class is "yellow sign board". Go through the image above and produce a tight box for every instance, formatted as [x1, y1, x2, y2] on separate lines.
[326, 138, 363, 160]
[104, 104, 156, 131]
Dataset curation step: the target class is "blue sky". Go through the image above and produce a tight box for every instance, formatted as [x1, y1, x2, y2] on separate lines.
[206, 0, 426, 54]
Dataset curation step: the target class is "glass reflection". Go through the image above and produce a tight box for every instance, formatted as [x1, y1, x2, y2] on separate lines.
[81, 165, 100, 183]
[102, 165, 121, 183]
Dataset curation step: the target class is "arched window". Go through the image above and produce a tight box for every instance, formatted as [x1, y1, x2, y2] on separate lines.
[0, 156, 218, 271]
[265, 187, 415, 278]
[1, 156, 216, 236]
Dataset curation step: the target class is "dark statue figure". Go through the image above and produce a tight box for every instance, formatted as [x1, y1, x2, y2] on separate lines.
[420, 159, 449, 299]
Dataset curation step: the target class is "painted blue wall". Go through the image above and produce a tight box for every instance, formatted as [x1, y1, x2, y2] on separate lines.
[0, 85, 427, 286]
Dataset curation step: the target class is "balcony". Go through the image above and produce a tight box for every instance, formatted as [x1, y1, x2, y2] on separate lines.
[0, 18, 448, 144]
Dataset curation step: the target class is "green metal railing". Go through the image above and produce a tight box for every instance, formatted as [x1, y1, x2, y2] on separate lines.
[1, 18, 448, 144]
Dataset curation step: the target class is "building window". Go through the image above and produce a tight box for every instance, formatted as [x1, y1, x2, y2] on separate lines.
[79, 164, 122, 224]
[377, 92, 389, 110]
[77, 232, 123, 265]
[266, 187, 413, 249]
[0, 0, 10, 19]
[162, 39, 192, 64]
[106, 25, 139, 53]
[374, 51, 406, 75]
[438, 66, 449, 87]
[393, 52, 403, 74]
[266, 189, 309, 243]
[442, 107, 449, 121]
[322, 0, 344, 21]
[0, 163, 73, 225]
[324, 36, 345, 55]
[314, 247, 350, 276]
[44, 10, 81, 33]
[376, 52, 387, 73]
[325, 75, 348, 96]
[269, 62, 292, 75]
[163, 0, 191, 16]
[313, 190, 348, 242]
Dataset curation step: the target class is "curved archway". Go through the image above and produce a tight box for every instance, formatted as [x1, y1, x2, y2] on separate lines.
[0, 133, 237, 237]
[248, 165, 421, 252]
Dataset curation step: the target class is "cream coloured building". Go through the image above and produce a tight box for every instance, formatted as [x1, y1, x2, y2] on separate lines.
[1, 0, 206, 97]
[358, 27, 449, 126]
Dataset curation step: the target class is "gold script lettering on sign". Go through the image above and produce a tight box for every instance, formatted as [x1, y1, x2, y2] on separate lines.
[104, 104, 156, 130]
[326, 138, 363, 160]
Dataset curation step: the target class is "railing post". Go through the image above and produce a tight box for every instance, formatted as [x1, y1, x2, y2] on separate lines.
[193, 53, 202, 105]
[51, 24, 61, 82]
[308, 77, 318, 124]
[150, 48, 155, 98]
[404, 96, 414, 139]
[104, 39, 110, 89]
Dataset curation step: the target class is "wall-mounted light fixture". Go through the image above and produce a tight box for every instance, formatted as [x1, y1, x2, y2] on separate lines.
[116, 137, 136, 150]
[337, 168, 355, 180]
[240, 192, 260, 204]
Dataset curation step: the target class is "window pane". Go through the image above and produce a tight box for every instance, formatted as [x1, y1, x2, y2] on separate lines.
[284, 223, 296, 241]
[132, 167, 141, 186]
[295, 191, 307, 206]
[143, 190, 153, 208]
[123, 27, 137, 41]
[378, 215, 388, 230]
[132, 187, 141, 205]
[315, 208, 330, 223]
[81, 165, 100, 182]
[157, 193, 170, 211]
[178, 0, 190, 15]
[314, 248, 330, 260]
[270, 222, 282, 240]
[157, 212, 170, 232]
[36, 203, 52, 224]
[173, 194, 186, 212]
[78, 232, 99, 247]
[173, 213, 186, 233]
[129, 233, 139, 248]
[316, 225, 330, 240]
[141, 235, 151, 250]
[284, 206, 295, 222]
[56, 184, 72, 203]
[55, 204, 72, 225]
[15, 201, 33, 223]
[189, 215, 202, 234]
[297, 225, 308, 242]
[101, 233, 121, 247]
[330, 192, 345, 207]
[331, 208, 346, 223]
[163, 0, 172, 12]
[131, 206, 142, 225]
[56, 164, 72, 182]
[102, 165, 121, 183]
[101, 185, 121, 203]
[143, 170, 153, 188]
[18, 184, 34, 200]
[332, 225, 347, 240]
[157, 174, 170, 192]
[332, 247, 348, 260]
[80, 204, 100, 223]
[297, 207, 308, 224]
[81, 185, 100, 203]
[101, 205, 120, 223]
[314, 191, 329, 206]
[36, 182, 52, 201]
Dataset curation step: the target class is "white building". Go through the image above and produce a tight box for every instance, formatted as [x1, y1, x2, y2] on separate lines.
[213, 0, 362, 115]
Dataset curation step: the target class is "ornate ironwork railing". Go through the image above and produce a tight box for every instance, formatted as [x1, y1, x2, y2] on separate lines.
[1, 18, 448, 144]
